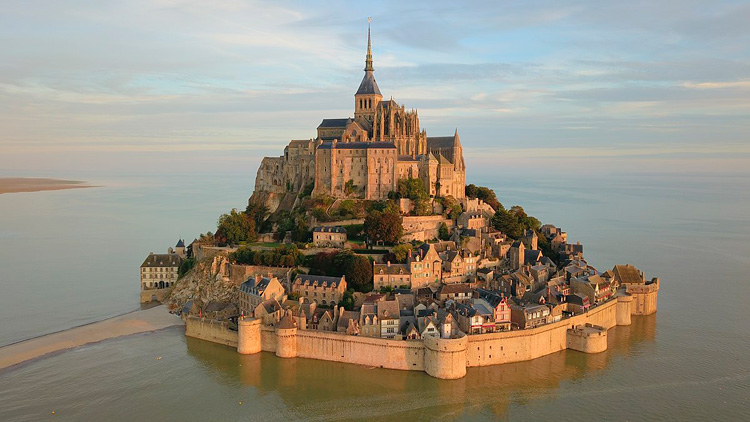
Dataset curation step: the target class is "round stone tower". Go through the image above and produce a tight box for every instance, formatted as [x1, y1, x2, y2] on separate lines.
[237, 317, 261, 355]
[616, 292, 633, 326]
[423, 334, 468, 379]
[274, 315, 298, 358]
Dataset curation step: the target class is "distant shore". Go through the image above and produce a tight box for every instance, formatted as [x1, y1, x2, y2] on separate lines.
[0, 177, 96, 194]
[0, 306, 183, 371]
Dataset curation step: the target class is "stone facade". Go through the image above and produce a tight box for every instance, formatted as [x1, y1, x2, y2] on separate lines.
[250, 27, 466, 212]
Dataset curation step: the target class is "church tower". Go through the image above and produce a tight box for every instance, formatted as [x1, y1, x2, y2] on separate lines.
[354, 20, 382, 127]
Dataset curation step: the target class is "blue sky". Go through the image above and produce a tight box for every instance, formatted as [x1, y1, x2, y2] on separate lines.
[1, 0, 749, 176]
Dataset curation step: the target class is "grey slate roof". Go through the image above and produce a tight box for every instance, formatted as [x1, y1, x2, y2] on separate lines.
[318, 118, 352, 128]
[426, 136, 456, 149]
[313, 226, 347, 233]
[295, 274, 345, 288]
[356, 71, 381, 95]
[140, 253, 182, 268]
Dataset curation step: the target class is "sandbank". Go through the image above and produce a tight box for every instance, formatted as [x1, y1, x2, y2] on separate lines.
[0, 306, 183, 371]
[0, 177, 95, 194]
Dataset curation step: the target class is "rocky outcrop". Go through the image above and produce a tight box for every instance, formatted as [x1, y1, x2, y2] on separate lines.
[165, 255, 238, 315]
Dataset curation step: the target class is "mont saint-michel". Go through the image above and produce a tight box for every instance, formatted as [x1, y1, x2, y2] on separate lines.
[139, 27, 659, 380]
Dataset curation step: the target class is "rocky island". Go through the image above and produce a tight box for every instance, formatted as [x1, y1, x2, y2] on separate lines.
[140, 26, 659, 380]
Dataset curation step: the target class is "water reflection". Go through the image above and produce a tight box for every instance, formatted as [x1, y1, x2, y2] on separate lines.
[185, 315, 657, 420]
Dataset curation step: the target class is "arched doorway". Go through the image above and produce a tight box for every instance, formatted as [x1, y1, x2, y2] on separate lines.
[159, 280, 165, 289]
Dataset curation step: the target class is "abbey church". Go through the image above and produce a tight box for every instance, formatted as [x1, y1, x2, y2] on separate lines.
[252, 26, 466, 211]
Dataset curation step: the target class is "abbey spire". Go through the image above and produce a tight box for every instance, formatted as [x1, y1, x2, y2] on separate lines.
[365, 19, 374, 72]
[355, 18, 382, 125]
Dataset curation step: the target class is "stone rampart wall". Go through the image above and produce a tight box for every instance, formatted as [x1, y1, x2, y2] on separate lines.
[464, 299, 619, 367]
[140, 288, 171, 304]
[191, 291, 656, 379]
[185, 316, 238, 348]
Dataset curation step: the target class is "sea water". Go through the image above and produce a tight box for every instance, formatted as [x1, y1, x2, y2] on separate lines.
[0, 168, 748, 421]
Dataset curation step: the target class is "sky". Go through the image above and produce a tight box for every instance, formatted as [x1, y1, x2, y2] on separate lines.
[1, 0, 749, 177]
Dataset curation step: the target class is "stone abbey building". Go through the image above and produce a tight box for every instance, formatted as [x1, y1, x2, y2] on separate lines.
[252, 26, 466, 211]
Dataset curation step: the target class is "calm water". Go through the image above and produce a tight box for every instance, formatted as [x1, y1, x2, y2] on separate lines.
[1, 168, 749, 421]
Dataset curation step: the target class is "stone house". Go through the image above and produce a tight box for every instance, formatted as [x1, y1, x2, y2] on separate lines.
[457, 211, 487, 230]
[476, 289, 512, 331]
[411, 243, 442, 286]
[566, 293, 590, 314]
[312, 226, 347, 248]
[140, 251, 183, 290]
[509, 241, 525, 271]
[588, 274, 613, 304]
[510, 303, 550, 329]
[373, 262, 411, 290]
[292, 274, 347, 306]
[254, 298, 284, 326]
[522, 229, 538, 250]
[417, 314, 441, 338]
[437, 283, 473, 304]
[359, 302, 379, 338]
[400, 317, 420, 340]
[309, 307, 337, 331]
[239, 275, 286, 317]
[337, 309, 361, 335]
[378, 300, 401, 339]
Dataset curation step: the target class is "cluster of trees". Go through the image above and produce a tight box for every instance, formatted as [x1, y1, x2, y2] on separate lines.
[306, 250, 373, 293]
[438, 196, 462, 220]
[363, 201, 403, 245]
[215, 209, 259, 245]
[392, 178, 432, 216]
[491, 205, 541, 239]
[465, 184, 502, 211]
[229, 244, 303, 267]
[213, 202, 270, 246]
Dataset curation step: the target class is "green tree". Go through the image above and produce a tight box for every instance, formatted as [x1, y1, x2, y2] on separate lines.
[245, 202, 269, 228]
[216, 209, 257, 245]
[491, 209, 522, 239]
[338, 289, 356, 311]
[392, 244, 413, 263]
[364, 208, 403, 245]
[438, 222, 451, 241]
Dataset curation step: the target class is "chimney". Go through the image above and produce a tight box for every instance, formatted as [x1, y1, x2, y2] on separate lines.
[387, 261, 391, 267]
[420, 248, 424, 258]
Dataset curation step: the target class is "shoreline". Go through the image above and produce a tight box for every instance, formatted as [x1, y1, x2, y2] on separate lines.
[0, 305, 183, 372]
[0, 177, 97, 195]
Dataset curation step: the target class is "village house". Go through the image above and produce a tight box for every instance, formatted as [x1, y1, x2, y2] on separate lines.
[440, 249, 477, 283]
[239, 275, 286, 317]
[510, 302, 550, 329]
[457, 211, 488, 230]
[566, 293, 590, 314]
[312, 226, 347, 248]
[477, 289, 512, 331]
[292, 274, 347, 306]
[378, 300, 401, 339]
[373, 262, 411, 290]
[437, 283, 473, 304]
[309, 307, 338, 331]
[407, 245, 442, 288]
[336, 308, 361, 335]
[140, 248, 183, 291]
[254, 298, 284, 326]
[359, 302, 379, 338]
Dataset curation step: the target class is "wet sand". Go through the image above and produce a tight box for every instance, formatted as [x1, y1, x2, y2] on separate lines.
[0, 178, 95, 194]
[0, 306, 183, 371]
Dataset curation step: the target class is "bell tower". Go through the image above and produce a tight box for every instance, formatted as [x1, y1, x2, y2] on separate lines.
[354, 18, 382, 126]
